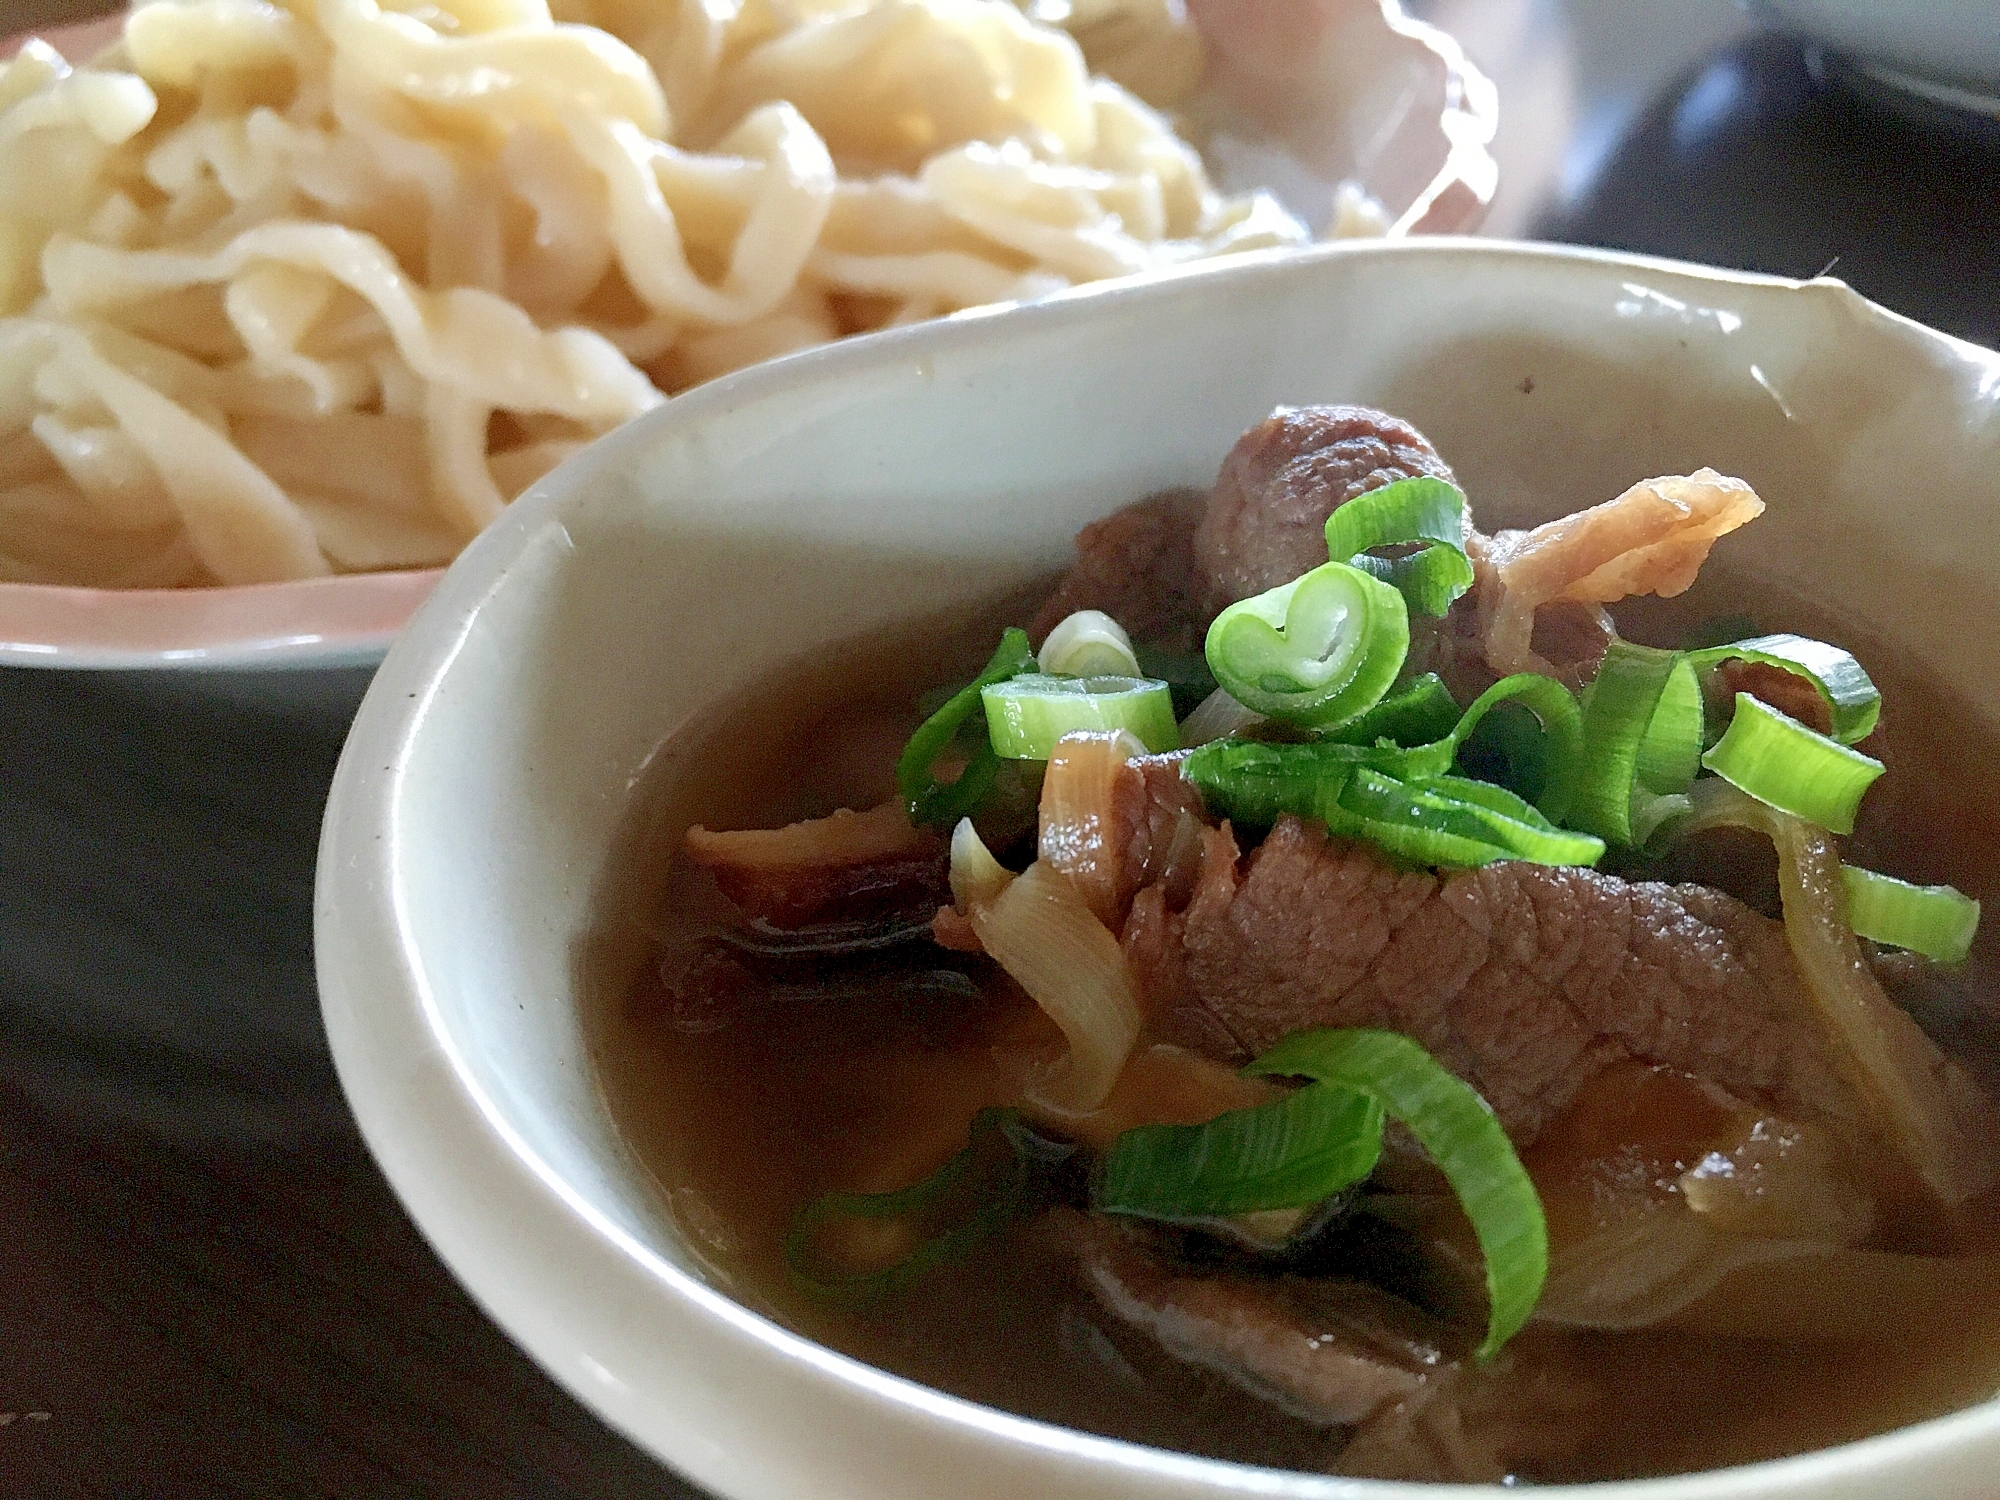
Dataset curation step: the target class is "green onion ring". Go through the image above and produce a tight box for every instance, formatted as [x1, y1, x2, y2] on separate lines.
[897, 628, 1035, 826]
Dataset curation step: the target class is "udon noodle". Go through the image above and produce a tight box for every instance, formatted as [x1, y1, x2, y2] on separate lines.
[0, 0, 1320, 587]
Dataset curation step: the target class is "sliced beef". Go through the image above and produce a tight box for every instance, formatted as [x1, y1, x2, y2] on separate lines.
[1193, 406, 1461, 614]
[685, 801, 946, 931]
[1712, 657, 1836, 737]
[1059, 1209, 1599, 1482]
[1030, 487, 1207, 646]
[1125, 815, 1867, 1145]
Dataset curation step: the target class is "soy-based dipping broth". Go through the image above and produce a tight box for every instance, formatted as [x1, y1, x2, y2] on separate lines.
[587, 423, 2000, 1485]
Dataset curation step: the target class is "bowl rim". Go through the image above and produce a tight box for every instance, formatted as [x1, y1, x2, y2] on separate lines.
[2, 0, 1496, 671]
[316, 236, 2000, 1500]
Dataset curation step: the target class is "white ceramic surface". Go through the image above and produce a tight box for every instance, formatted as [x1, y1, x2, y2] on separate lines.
[316, 238, 2000, 1500]
[1747, 0, 2000, 99]
[0, 0, 1495, 672]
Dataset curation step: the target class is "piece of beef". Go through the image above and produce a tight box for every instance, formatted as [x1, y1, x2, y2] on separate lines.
[685, 801, 946, 930]
[1059, 1209, 1599, 1482]
[1030, 487, 1207, 646]
[1711, 657, 1836, 737]
[1193, 406, 1461, 615]
[1126, 815, 1868, 1146]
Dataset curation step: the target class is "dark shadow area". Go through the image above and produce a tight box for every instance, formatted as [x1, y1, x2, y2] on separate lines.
[0, 665, 697, 1499]
[1538, 33, 2000, 352]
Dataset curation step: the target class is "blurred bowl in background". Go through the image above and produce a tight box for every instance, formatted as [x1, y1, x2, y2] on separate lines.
[1745, 0, 2000, 107]
[0, 2, 1495, 672]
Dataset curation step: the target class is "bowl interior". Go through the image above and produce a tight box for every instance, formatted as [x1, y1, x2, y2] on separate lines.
[329, 241, 2000, 1500]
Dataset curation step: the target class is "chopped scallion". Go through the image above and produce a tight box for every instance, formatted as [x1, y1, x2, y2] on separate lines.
[1702, 693, 1884, 836]
[1246, 1029, 1547, 1360]
[785, 1108, 1076, 1303]
[981, 674, 1179, 759]
[1841, 866, 1980, 964]
[1324, 768, 1605, 869]
[1323, 476, 1476, 616]
[1320, 672, 1463, 749]
[1449, 673, 1588, 825]
[1569, 642, 1704, 847]
[1204, 560, 1410, 728]
[1098, 1083, 1385, 1218]
[1180, 674, 1601, 868]
[1038, 610, 1142, 678]
[897, 629, 1036, 826]
[1686, 633, 1882, 745]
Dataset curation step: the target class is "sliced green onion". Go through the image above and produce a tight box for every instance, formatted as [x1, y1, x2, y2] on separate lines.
[1447, 674, 1587, 825]
[1038, 609, 1141, 677]
[1204, 560, 1410, 727]
[1185, 739, 1347, 827]
[1361, 544, 1478, 618]
[1635, 651, 1704, 795]
[1687, 633, 1882, 745]
[1184, 737, 1452, 826]
[1702, 693, 1885, 836]
[898, 628, 1035, 826]
[1568, 642, 1703, 846]
[1841, 866, 1981, 965]
[1246, 1029, 1546, 1359]
[1320, 672, 1463, 749]
[1098, 1083, 1385, 1218]
[1326, 768, 1605, 869]
[980, 673, 1178, 759]
[784, 1108, 1075, 1303]
[1323, 476, 1475, 616]
[1182, 678, 1602, 868]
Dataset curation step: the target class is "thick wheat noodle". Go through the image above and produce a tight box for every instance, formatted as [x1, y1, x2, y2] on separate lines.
[0, 0, 1312, 587]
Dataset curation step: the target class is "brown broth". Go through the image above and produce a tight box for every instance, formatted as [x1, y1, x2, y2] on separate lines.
[584, 576, 2000, 1484]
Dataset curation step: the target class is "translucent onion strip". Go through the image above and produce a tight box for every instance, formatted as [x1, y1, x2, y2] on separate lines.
[1177, 686, 1264, 746]
[952, 827, 1142, 1115]
[1681, 780, 2000, 1204]
[1037, 729, 1147, 928]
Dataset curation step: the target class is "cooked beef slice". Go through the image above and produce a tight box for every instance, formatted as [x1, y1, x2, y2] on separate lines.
[1030, 487, 1207, 646]
[1124, 815, 1866, 1145]
[1059, 1209, 1599, 1483]
[1192, 406, 1461, 614]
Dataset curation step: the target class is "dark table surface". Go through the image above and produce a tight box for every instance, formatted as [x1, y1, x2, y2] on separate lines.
[4, 2, 1997, 1496]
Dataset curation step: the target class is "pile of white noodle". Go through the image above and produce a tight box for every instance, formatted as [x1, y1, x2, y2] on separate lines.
[0, 0, 1318, 587]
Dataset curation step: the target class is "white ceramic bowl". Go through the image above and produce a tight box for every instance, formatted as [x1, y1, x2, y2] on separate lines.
[315, 238, 2000, 1500]
[0, 1, 1494, 671]
[1747, 0, 2000, 102]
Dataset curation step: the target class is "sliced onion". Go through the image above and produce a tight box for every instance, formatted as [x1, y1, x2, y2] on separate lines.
[1037, 729, 1146, 928]
[948, 816, 1013, 909]
[965, 859, 1142, 1114]
[1478, 469, 1765, 679]
[1177, 686, 1266, 746]
[1681, 780, 2000, 1203]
